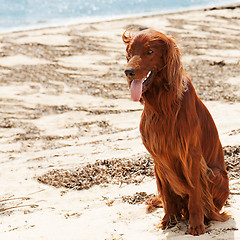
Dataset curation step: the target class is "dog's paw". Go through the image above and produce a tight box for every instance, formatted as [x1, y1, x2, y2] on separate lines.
[188, 223, 206, 236]
[157, 214, 179, 230]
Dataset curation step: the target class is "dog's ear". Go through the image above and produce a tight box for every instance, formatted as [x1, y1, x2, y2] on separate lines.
[122, 30, 133, 45]
[122, 31, 134, 62]
[164, 36, 183, 99]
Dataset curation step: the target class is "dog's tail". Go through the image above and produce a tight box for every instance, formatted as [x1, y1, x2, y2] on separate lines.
[145, 196, 163, 213]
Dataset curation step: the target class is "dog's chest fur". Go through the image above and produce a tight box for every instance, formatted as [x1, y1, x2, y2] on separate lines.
[140, 108, 176, 158]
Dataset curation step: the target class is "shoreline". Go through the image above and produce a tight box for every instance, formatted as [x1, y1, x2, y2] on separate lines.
[1, 1, 240, 35]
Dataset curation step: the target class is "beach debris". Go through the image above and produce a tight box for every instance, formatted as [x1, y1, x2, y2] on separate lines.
[0, 118, 15, 128]
[228, 129, 240, 136]
[38, 146, 239, 192]
[122, 192, 155, 205]
[0, 196, 38, 214]
[208, 4, 240, 11]
[224, 145, 240, 180]
[183, 59, 239, 102]
[210, 60, 226, 67]
[38, 155, 154, 190]
[124, 24, 149, 32]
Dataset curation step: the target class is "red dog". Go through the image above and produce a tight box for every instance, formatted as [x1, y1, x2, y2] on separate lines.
[123, 29, 229, 236]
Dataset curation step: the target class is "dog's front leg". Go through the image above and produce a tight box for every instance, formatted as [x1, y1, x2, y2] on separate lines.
[154, 164, 182, 229]
[188, 192, 205, 235]
[159, 183, 183, 229]
[188, 156, 206, 236]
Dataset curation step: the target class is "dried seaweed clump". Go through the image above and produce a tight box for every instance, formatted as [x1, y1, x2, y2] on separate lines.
[38, 156, 154, 190]
[224, 145, 240, 180]
[38, 145, 239, 191]
[122, 192, 155, 205]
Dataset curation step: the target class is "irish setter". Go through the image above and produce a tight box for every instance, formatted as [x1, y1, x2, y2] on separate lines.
[123, 29, 229, 236]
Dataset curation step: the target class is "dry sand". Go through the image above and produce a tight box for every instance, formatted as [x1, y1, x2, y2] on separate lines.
[0, 4, 240, 240]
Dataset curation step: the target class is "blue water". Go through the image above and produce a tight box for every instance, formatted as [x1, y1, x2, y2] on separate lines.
[0, 0, 239, 32]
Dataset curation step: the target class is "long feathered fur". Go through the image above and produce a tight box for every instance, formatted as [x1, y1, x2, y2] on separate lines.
[123, 29, 230, 235]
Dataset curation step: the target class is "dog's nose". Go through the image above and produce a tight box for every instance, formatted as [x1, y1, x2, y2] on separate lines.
[124, 68, 136, 78]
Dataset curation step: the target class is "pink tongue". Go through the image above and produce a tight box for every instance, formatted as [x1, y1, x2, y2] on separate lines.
[130, 79, 144, 102]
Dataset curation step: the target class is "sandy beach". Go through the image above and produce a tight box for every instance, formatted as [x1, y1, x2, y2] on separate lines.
[0, 3, 240, 240]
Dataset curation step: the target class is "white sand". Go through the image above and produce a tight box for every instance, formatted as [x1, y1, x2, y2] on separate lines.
[0, 4, 240, 240]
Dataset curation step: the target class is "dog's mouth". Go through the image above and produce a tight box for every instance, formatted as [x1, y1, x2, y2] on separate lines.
[142, 70, 154, 92]
[130, 70, 154, 102]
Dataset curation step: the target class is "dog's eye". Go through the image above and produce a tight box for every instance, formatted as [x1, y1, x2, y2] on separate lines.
[127, 49, 132, 60]
[146, 50, 154, 55]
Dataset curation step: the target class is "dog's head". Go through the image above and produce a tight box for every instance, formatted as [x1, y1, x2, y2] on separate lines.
[123, 29, 183, 102]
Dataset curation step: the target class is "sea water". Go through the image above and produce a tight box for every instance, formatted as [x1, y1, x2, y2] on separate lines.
[0, 0, 239, 32]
